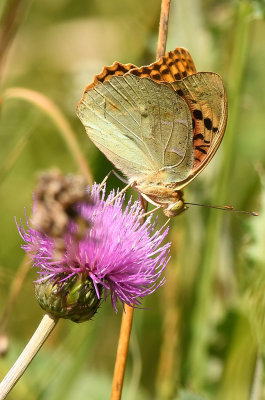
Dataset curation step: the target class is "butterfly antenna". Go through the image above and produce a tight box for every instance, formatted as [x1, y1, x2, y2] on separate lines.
[99, 169, 128, 190]
[184, 202, 258, 216]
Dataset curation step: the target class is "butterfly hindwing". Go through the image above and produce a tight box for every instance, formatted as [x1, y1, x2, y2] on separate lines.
[169, 71, 227, 187]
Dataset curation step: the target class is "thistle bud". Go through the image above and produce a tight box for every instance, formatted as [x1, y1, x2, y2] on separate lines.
[35, 274, 102, 323]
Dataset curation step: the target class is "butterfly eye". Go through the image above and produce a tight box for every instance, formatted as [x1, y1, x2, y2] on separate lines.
[165, 199, 186, 217]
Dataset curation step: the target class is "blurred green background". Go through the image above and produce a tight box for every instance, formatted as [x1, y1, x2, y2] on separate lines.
[1, 0, 265, 399]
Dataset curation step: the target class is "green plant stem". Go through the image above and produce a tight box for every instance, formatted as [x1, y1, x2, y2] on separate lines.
[187, 1, 253, 388]
[216, 315, 257, 400]
[0, 313, 58, 399]
[156, 227, 181, 400]
[2, 88, 93, 184]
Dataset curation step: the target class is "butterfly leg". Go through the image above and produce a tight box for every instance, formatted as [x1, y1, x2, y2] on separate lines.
[106, 182, 135, 206]
[141, 206, 161, 218]
[98, 170, 112, 190]
[161, 218, 171, 230]
[140, 192, 162, 208]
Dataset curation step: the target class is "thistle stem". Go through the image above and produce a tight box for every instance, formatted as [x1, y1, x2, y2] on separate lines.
[110, 304, 134, 400]
[0, 313, 58, 399]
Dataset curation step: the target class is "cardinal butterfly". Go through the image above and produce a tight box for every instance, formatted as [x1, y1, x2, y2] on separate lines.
[76, 48, 228, 217]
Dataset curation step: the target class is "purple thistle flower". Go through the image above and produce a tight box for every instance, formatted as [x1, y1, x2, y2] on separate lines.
[17, 183, 170, 316]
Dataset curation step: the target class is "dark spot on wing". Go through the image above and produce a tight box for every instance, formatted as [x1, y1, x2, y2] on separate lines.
[176, 89, 184, 96]
[204, 118, 213, 130]
[153, 63, 161, 71]
[119, 65, 131, 73]
[131, 70, 140, 76]
[193, 109, 203, 120]
[195, 146, 207, 155]
[161, 68, 170, 75]
[194, 133, 204, 140]
[151, 73, 161, 80]
[107, 69, 115, 76]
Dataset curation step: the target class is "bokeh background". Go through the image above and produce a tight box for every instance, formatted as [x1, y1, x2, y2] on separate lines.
[1, 0, 265, 399]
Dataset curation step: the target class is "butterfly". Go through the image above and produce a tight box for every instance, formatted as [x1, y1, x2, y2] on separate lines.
[76, 47, 228, 217]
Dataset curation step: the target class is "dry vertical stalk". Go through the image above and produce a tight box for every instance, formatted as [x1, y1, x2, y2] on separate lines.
[110, 1, 171, 399]
[0, 255, 31, 355]
[156, 0, 171, 59]
[3, 88, 94, 185]
[0, 0, 27, 82]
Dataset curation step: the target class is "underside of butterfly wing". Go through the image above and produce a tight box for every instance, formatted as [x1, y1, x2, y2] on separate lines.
[77, 74, 194, 185]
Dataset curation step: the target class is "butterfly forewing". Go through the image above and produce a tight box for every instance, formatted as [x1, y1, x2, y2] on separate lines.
[84, 62, 137, 90]
[77, 74, 194, 183]
[129, 48, 197, 82]
[84, 48, 196, 92]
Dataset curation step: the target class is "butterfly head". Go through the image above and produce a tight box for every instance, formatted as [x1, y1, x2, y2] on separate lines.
[164, 198, 187, 217]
